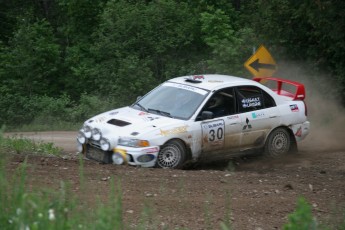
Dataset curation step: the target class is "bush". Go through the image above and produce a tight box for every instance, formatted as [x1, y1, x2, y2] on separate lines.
[1, 93, 118, 131]
[283, 197, 318, 230]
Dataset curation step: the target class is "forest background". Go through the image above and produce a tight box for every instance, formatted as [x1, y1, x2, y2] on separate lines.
[1, 0, 344, 130]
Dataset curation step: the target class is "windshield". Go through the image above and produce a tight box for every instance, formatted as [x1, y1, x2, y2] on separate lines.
[132, 82, 209, 120]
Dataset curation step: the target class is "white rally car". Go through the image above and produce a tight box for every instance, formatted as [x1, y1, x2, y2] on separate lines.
[77, 74, 310, 169]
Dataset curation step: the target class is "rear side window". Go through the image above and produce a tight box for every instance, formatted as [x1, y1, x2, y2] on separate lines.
[236, 86, 276, 113]
[262, 90, 276, 108]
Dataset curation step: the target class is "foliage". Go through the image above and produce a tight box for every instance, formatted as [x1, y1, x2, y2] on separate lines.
[0, 0, 345, 129]
[0, 93, 115, 130]
[283, 197, 318, 230]
[0, 133, 62, 156]
[91, 0, 200, 104]
[0, 18, 60, 97]
[0, 155, 124, 230]
[200, 6, 255, 75]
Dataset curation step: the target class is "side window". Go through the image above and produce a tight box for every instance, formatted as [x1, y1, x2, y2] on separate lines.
[236, 86, 264, 113]
[200, 87, 236, 119]
[262, 90, 276, 108]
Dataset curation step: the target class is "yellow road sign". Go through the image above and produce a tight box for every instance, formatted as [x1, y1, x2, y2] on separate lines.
[244, 45, 277, 77]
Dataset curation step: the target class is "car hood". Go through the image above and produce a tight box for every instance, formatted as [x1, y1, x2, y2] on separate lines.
[84, 106, 181, 140]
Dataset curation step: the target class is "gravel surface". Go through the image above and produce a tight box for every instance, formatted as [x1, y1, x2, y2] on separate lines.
[5, 131, 345, 229]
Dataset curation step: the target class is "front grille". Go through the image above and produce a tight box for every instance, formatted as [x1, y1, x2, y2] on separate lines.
[107, 119, 131, 127]
[85, 145, 112, 164]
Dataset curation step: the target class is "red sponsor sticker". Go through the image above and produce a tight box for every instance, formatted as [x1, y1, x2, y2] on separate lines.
[290, 104, 299, 112]
[295, 126, 302, 137]
[143, 147, 159, 154]
[193, 75, 204, 80]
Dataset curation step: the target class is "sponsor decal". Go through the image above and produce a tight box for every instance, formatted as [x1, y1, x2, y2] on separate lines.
[159, 125, 188, 136]
[290, 104, 299, 112]
[202, 120, 225, 146]
[142, 147, 159, 154]
[208, 80, 224, 83]
[109, 111, 119, 115]
[242, 97, 261, 108]
[227, 115, 239, 120]
[94, 116, 107, 123]
[138, 112, 148, 116]
[143, 116, 160, 122]
[251, 111, 265, 119]
[164, 82, 208, 95]
[242, 117, 252, 130]
[193, 75, 204, 80]
[295, 126, 302, 137]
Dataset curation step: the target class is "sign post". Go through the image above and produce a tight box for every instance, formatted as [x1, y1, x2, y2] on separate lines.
[244, 45, 277, 77]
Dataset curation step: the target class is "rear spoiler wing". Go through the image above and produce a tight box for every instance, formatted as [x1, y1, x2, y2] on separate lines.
[253, 77, 306, 100]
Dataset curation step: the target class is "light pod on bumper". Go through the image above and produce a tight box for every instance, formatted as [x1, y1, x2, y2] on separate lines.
[100, 138, 111, 151]
[77, 131, 87, 144]
[83, 125, 92, 138]
[112, 149, 128, 165]
[91, 128, 102, 141]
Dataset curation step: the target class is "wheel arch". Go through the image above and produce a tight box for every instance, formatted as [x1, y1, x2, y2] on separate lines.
[266, 125, 297, 152]
[161, 138, 193, 161]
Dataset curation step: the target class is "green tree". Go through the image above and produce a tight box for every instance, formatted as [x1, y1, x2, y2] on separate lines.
[1, 19, 60, 97]
[200, 6, 256, 75]
[91, 0, 201, 104]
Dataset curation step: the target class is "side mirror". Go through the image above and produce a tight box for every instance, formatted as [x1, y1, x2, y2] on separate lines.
[201, 111, 213, 120]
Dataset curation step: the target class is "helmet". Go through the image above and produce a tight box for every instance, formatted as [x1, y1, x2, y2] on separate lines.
[207, 95, 224, 109]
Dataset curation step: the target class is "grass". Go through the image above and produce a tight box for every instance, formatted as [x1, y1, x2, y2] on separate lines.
[0, 134, 62, 156]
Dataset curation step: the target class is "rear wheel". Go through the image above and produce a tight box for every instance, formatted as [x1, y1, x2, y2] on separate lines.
[265, 128, 291, 157]
[156, 140, 186, 169]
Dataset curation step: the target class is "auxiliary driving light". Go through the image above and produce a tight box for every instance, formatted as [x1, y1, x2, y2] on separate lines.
[84, 125, 92, 138]
[91, 128, 102, 141]
[77, 131, 86, 144]
[100, 138, 110, 151]
[112, 149, 128, 165]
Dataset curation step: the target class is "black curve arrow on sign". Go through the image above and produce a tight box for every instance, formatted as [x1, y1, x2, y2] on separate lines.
[249, 59, 276, 72]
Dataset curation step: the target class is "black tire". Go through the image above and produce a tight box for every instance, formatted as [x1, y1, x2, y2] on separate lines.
[264, 128, 291, 157]
[156, 140, 186, 169]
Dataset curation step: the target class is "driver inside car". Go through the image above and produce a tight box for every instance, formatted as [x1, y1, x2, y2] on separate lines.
[205, 95, 226, 117]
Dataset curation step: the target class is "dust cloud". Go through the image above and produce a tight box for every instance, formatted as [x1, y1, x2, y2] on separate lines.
[276, 62, 345, 152]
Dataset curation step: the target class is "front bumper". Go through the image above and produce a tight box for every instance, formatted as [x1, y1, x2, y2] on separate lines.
[78, 142, 160, 167]
[113, 146, 160, 167]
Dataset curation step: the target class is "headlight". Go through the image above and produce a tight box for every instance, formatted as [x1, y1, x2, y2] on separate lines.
[91, 128, 102, 141]
[100, 138, 111, 151]
[83, 125, 92, 138]
[77, 131, 87, 144]
[118, 137, 150, 148]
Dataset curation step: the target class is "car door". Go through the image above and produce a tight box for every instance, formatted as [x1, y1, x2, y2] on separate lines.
[235, 85, 280, 150]
[199, 87, 242, 154]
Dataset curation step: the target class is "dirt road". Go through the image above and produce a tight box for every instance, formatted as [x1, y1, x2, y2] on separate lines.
[4, 131, 345, 229]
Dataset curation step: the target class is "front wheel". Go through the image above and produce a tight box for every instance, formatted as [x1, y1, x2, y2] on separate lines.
[265, 128, 291, 157]
[156, 140, 186, 169]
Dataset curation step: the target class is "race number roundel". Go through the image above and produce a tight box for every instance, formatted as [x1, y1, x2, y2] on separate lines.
[202, 120, 225, 146]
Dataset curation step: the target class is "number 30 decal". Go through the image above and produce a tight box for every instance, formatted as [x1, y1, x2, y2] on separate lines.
[202, 120, 225, 146]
